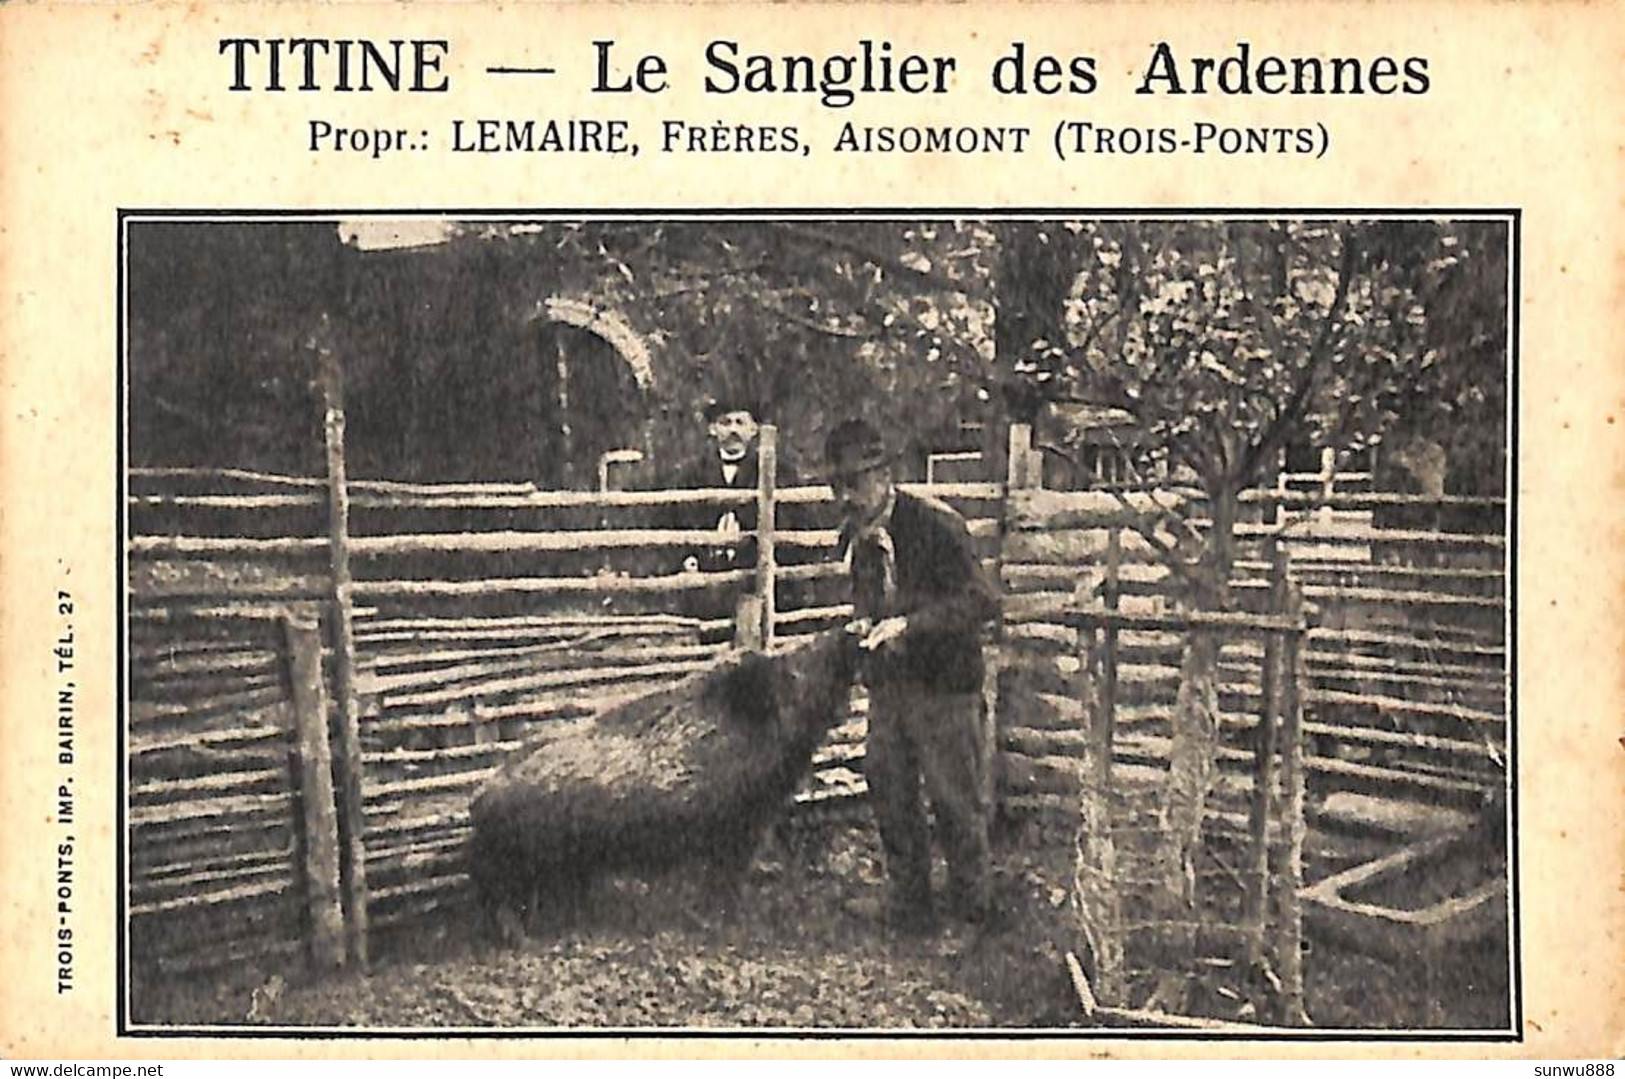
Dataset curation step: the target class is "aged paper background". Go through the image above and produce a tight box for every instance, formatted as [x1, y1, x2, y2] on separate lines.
[1, 0, 1620, 1060]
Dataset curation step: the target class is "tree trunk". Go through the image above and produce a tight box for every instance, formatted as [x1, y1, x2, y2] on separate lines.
[1145, 481, 1237, 1012]
[986, 224, 1085, 480]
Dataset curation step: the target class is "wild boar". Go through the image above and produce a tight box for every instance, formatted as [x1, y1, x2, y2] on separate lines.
[467, 627, 857, 940]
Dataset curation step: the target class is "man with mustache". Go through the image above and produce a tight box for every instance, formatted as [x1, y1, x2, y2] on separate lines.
[674, 395, 765, 579]
[825, 417, 1000, 935]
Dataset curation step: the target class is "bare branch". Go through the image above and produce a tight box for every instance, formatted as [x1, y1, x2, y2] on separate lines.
[1229, 224, 1289, 363]
[1096, 485, 1209, 594]
[1233, 225, 1361, 486]
[769, 223, 970, 294]
[146, 393, 214, 431]
[745, 294, 884, 340]
[649, 260, 771, 300]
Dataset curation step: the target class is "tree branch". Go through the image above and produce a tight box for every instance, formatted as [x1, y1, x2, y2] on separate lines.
[1233, 226, 1361, 486]
[745, 293, 884, 339]
[1071, 307, 1124, 375]
[649, 260, 771, 299]
[1098, 485, 1209, 595]
[1195, 408, 1236, 478]
[1230, 226, 1289, 364]
[1320, 334, 1426, 456]
[146, 393, 213, 431]
[769, 223, 971, 294]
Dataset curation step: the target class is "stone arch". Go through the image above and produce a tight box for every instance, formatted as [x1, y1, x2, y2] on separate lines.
[526, 295, 655, 489]
[532, 296, 654, 390]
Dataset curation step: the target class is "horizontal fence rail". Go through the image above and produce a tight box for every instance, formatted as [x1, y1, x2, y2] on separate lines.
[128, 448, 1005, 956]
[126, 421, 1508, 984]
[126, 609, 348, 995]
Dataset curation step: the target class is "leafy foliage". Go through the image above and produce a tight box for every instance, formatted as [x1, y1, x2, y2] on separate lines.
[988, 219, 1509, 608]
[126, 221, 346, 474]
[126, 218, 1504, 498]
[1033, 220, 1507, 499]
[127, 220, 1002, 482]
[450, 220, 1001, 481]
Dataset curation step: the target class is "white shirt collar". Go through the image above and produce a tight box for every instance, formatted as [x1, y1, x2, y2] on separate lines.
[857, 490, 897, 538]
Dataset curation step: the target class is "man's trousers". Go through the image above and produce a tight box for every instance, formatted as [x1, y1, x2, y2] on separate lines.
[865, 680, 992, 917]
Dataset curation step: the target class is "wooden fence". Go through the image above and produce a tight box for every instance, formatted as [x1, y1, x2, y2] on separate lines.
[128, 607, 346, 986]
[126, 425, 1004, 964]
[126, 422, 1506, 984]
[996, 432, 1503, 1022]
[1037, 600, 1311, 1022]
[996, 428, 1507, 824]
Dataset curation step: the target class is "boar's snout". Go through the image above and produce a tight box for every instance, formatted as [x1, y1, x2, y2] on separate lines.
[778, 629, 859, 730]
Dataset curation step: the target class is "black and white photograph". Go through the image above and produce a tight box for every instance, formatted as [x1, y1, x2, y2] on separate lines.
[120, 213, 1514, 1036]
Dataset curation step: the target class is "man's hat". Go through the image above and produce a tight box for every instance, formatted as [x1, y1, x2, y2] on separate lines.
[703, 390, 763, 423]
[824, 418, 893, 477]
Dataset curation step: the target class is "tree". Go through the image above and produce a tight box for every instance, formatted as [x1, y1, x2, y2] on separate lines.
[1383, 221, 1510, 499]
[127, 221, 349, 473]
[127, 219, 1005, 482]
[1022, 219, 1508, 1011]
[1041, 218, 1506, 592]
[451, 220, 1001, 482]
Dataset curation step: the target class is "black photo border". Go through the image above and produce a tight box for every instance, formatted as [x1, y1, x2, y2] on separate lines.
[115, 207, 1522, 1044]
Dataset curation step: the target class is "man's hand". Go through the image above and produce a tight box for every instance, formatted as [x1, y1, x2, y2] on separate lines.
[859, 615, 908, 652]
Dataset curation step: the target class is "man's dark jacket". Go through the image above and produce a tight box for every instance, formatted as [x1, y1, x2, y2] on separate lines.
[842, 489, 998, 694]
[666, 453, 760, 574]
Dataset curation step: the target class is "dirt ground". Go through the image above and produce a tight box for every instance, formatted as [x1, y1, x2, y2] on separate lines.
[137, 817, 1510, 1032]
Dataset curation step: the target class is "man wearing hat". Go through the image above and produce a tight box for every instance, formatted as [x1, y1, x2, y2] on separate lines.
[672, 394, 765, 578]
[825, 418, 999, 933]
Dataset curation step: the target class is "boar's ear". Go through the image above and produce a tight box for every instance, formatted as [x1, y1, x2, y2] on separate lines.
[719, 649, 779, 728]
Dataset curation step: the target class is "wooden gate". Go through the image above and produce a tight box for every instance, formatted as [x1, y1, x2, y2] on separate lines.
[127, 606, 350, 994]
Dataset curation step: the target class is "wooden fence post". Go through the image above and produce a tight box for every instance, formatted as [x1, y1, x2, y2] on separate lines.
[1317, 447, 1337, 530]
[986, 424, 1037, 824]
[733, 593, 766, 652]
[282, 614, 346, 973]
[1244, 538, 1285, 962]
[754, 424, 777, 648]
[1073, 623, 1124, 1005]
[1007, 423, 1040, 492]
[313, 316, 370, 967]
[1101, 528, 1121, 780]
[1273, 449, 1289, 531]
[1278, 577, 1310, 1025]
